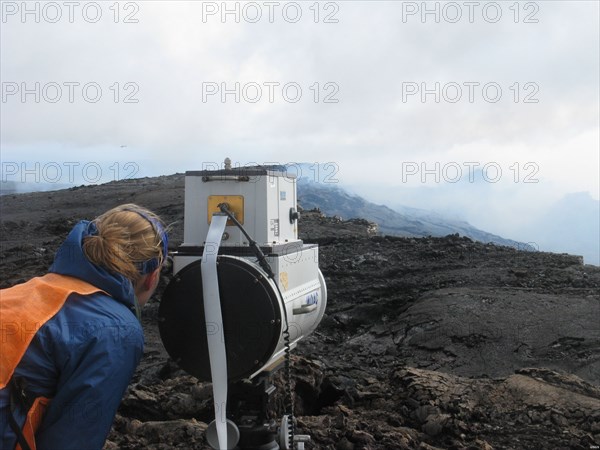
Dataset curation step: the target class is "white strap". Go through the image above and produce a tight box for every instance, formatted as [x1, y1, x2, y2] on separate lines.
[201, 214, 229, 449]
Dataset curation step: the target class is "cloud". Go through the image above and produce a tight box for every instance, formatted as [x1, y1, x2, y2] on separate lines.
[1, 1, 598, 258]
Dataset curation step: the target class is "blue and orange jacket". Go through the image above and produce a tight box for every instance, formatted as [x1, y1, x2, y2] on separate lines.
[0, 221, 144, 450]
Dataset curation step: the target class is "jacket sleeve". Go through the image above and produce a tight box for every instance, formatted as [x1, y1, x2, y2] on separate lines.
[35, 313, 144, 450]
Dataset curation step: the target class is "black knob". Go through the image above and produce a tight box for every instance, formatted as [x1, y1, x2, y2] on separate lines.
[289, 208, 300, 224]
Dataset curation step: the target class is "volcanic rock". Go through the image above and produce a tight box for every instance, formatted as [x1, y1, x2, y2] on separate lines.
[1, 174, 599, 449]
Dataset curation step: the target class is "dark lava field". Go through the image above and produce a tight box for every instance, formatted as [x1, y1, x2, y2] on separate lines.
[1, 174, 599, 450]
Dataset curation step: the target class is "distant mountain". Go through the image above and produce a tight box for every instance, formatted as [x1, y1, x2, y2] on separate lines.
[0, 169, 539, 251]
[297, 179, 534, 249]
[0, 181, 19, 195]
[0, 180, 71, 195]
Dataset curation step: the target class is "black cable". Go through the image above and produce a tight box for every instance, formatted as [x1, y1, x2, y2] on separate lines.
[8, 378, 33, 450]
[273, 280, 295, 449]
[218, 204, 274, 278]
[218, 203, 296, 449]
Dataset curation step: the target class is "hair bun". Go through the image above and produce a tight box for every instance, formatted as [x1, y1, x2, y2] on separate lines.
[82, 205, 165, 282]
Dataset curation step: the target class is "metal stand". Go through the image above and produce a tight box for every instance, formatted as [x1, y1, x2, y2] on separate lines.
[206, 371, 311, 450]
[228, 372, 279, 450]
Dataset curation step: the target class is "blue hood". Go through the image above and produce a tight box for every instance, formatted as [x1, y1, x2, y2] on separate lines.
[49, 220, 137, 309]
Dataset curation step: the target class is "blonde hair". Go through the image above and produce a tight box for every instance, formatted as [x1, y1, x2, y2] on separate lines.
[82, 204, 167, 283]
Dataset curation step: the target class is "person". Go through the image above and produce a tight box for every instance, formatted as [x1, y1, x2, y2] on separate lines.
[0, 204, 168, 450]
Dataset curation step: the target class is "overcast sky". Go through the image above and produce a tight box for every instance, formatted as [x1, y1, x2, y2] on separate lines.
[1, 1, 599, 254]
